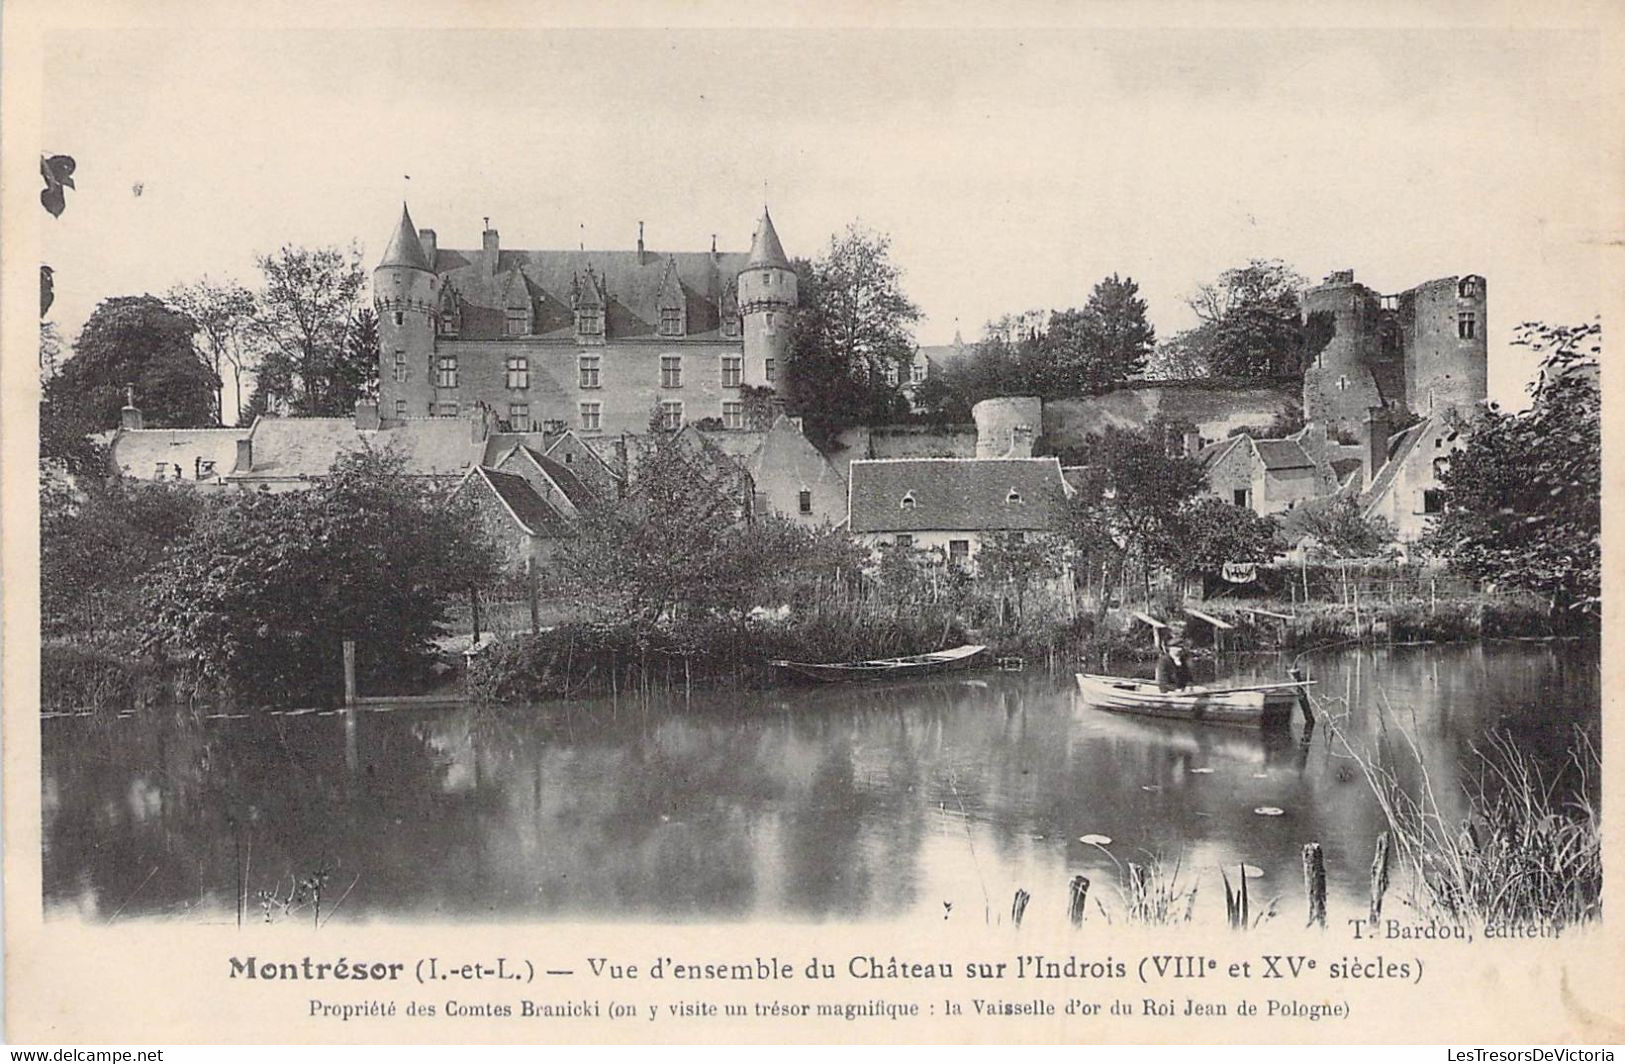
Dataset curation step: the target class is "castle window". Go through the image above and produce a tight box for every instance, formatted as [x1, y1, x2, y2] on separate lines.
[798, 489, 812, 515]
[435, 355, 458, 388]
[722, 401, 744, 430]
[438, 313, 457, 336]
[576, 306, 602, 337]
[661, 354, 683, 389]
[900, 492, 916, 511]
[508, 403, 530, 432]
[765, 312, 776, 335]
[660, 400, 684, 431]
[1458, 312, 1476, 340]
[436, 401, 459, 418]
[393, 349, 407, 382]
[393, 311, 404, 327]
[765, 358, 777, 383]
[1335, 375, 1350, 392]
[579, 401, 601, 432]
[395, 399, 407, 417]
[1234, 488, 1251, 507]
[723, 316, 740, 338]
[506, 355, 529, 390]
[543, 419, 566, 434]
[1459, 278, 1479, 298]
[722, 354, 742, 388]
[659, 307, 683, 337]
[505, 309, 528, 337]
[578, 353, 601, 389]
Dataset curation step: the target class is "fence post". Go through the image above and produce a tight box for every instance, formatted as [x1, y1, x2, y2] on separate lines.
[1303, 842, 1327, 928]
[342, 639, 357, 707]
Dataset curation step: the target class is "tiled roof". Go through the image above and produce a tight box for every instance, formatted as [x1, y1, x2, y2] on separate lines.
[434, 247, 749, 341]
[1252, 438, 1315, 471]
[514, 445, 600, 513]
[1361, 420, 1430, 516]
[380, 204, 432, 271]
[109, 427, 245, 481]
[234, 416, 483, 480]
[474, 468, 575, 538]
[848, 457, 1070, 533]
[1198, 436, 1244, 468]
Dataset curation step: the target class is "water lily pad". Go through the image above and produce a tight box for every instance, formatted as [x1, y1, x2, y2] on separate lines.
[1077, 834, 1113, 846]
[1251, 772, 1269, 779]
[1240, 864, 1265, 878]
[1141, 784, 1162, 792]
[1190, 767, 1215, 775]
[1253, 806, 1285, 817]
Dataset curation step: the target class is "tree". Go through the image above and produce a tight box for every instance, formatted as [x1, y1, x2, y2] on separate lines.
[1067, 425, 1205, 599]
[1423, 320, 1601, 618]
[782, 225, 921, 433]
[1177, 496, 1281, 576]
[1040, 274, 1155, 395]
[333, 305, 381, 414]
[1185, 259, 1308, 379]
[142, 448, 500, 705]
[1293, 494, 1395, 560]
[975, 531, 1064, 622]
[252, 243, 367, 417]
[168, 277, 260, 425]
[49, 295, 220, 429]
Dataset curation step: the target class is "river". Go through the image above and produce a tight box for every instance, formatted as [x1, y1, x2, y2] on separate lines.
[42, 641, 1598, 928]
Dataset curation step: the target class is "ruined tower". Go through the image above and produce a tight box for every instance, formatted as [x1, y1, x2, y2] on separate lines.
[1399, 274, 1488, 418]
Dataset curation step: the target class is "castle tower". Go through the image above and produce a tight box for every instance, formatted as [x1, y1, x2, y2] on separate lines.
[1300, 270, 1390, 442]
[1400, 274, 1487, 418]
[373, 203, 439, 420]
[737, 207, 797, 388]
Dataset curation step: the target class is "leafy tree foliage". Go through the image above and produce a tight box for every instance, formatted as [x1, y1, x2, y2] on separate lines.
[250, 244, 368, 417]
[1292, 495, 1395, 560]
[143, 449, 500, 705]
[1177, 496, 1282, 576]
[1181, 259, 1309, 380]
[1423, 321, 1601, 617]
[975, 531, 1065, 621]
[782, 225, 921, 433]
[1065, 425, 1206, 593]
[168, 277, 260, 426]
[48, 295, 220, 429]
[1040, 274, 1156, 395]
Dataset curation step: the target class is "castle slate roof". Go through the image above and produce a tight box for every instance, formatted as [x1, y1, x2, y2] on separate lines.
[746, 208, 790, 269]
[379, 204, 433, 272]
[469, 467, 575, 539]
[432, 247, 750, 341]
[847, 457, 1071, 534]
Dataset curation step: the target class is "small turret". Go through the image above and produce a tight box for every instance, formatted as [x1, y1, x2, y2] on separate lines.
[738, 207, 797, 388]
[378, 203, 432, 272]
[373, 203, 439, 422]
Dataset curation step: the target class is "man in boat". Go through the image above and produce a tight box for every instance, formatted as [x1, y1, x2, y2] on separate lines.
[1154, 631, 1194, 692]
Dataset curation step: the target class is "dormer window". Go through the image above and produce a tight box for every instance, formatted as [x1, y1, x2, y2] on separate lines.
[1007, 489, 1023, 504]
[438, 312, 458, 336]
[723, 316, 741, 339]
[1459, 277, 1479, 298]
[505, 308, 529, 337]
[577, 306, 603, 337]
[900, 492, 916, 511]
[659, 306, 684, 337]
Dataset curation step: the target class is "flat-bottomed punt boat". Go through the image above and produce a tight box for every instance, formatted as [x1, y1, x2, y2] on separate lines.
[770, 644, 987, 683]
[1075, 673, 1313, 728]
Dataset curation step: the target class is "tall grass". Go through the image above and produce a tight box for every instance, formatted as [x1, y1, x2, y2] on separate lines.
[1337, 715, 1600, 931]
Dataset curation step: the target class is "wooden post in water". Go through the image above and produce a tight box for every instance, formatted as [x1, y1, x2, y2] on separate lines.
[1288, 665, 1315, 725]
[1303, 842, 1327, 928]
[1369, 832, 1392, 924]
[1067, 875, 1090, 927]
[342, 639, 357, 707]
[1011, 888, 1031, 928]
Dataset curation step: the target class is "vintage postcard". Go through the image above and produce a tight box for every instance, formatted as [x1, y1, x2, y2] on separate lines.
[4, 0, 1622, 1047]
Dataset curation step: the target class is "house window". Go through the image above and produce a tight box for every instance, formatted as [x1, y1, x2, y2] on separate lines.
[509, 403, 530, 432]
[895, 534, 913, 549]
[722, 354, 742, 388]
[436, 401, 459, 418]
[506, 355, 529, 390]
[900, 492, 916, 511]
[659, 307, 683, 337]
[196, 459, 216, 479]
[722, 401, 744, 430]
[393, 349, 407, 382]
[153, 462, 168, 481]
[765, 358, 777, 383]
[395, 398, 407, 417]
[1458, 312, 1476, 340]
[505, 309, 528, 336]
[1233, 488, 1250, 507]
[949, 540, 970, 565]
[661, 400, 683, 431]
[576, 306, 602, 336]
[1423, 489, 1444, 514]
[435, 354, 458, 388]
[661, 354, 682, 389]
[579, 353, 601, 389]
[883, 361, 900, 388]
[798, 489, 812, 515]
[1460, 277, 1479, 298]
[910, 361, 926, 385]
[579, 402, 601, 431]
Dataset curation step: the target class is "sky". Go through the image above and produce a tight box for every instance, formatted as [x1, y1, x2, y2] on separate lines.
[38, 17, 1619, 412]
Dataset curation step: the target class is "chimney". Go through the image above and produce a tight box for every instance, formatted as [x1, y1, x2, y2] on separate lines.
[354, 399, 380, 431]
[1363, 406, 1392, 488]
[1183, 430, 1202, 458]
[482, 217, 499, 266]
[418, 228, 437, 267]
[710, 233, 718, 261]
[235, 438, 253, 473]
[637, 221, 646, 264]
[120, 383, 143, 431]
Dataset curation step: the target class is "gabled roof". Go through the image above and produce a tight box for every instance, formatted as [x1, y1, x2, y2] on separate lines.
[109, 427, 245, 480]
[462, 467, 575, 538]
[378, 203, 432, 272]
[655, 255, 685, 308]
[1198, 435, 1245, 469]
[1252, 438, 1314, 471]
[232, 416, 483, 481]
[544, 429, 624, 481]
[746, 207, 790, 269]
[1360, 419, 1432, 517]
[502, 444, 601, 513]
[848, 457, 1071, 533]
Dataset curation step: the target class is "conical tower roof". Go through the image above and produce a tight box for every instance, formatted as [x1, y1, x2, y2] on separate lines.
[378, 203, 432, 272]
[746, 207, 789, 269]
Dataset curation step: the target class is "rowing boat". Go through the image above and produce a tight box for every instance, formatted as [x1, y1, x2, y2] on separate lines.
[769, 644, 987, 683]
[1074, 673, 1314, 727]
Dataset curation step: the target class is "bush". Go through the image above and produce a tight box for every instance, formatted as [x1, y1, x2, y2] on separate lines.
[40, 642, 162, 715]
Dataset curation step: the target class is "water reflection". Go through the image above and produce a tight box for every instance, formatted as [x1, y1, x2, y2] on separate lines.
[42, 643, 1597, 926]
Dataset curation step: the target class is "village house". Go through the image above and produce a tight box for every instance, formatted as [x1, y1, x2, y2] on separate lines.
[449, 465, 579, 572]
[1194, 432, 1329, 515]
[1359, 411, 1471, 543]
[104, 394, 243, 488]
